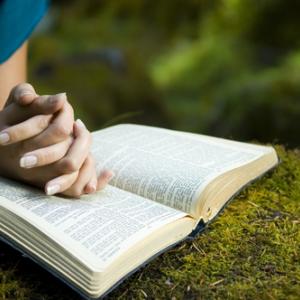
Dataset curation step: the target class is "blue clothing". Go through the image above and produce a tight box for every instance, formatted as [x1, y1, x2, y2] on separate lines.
[0, 0, 48, 63]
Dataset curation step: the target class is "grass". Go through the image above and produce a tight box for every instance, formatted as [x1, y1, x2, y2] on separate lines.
[0, 145, 299, 300]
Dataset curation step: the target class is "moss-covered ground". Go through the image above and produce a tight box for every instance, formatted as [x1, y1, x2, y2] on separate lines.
[0, 146, 299, 300]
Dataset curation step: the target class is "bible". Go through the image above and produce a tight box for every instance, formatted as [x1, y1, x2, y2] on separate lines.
[0, 124, 278, 299]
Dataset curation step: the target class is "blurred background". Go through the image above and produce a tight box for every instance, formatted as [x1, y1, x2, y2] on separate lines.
[29, 0, 300, 147]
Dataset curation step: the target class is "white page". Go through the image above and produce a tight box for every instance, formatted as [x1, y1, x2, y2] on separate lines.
[91, 124, 271, 214]
[0, 179, 186, 269]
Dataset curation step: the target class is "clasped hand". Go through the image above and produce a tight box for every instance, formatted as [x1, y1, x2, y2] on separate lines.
[0, 83, 113, 197]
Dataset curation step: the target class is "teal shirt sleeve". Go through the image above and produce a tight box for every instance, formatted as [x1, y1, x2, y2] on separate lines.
[0, 0, 49, 64]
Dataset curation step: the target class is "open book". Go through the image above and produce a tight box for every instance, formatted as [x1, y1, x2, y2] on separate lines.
[0, 124, 278, 299]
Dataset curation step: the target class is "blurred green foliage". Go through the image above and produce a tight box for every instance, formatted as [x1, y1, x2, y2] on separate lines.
[29, 0, 300, 146]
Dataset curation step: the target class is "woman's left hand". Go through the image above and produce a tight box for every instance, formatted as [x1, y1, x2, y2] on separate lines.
[0, 83, 113, 197]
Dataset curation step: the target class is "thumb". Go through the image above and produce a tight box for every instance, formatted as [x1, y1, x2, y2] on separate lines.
[8, 83, 38, 107]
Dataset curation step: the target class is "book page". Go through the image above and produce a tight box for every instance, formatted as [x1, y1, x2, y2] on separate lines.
[0, 178, 186, 269]
[91, 124, 273, 215]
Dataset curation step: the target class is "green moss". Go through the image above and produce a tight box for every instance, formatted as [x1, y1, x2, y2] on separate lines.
[1, 146, 299, 299]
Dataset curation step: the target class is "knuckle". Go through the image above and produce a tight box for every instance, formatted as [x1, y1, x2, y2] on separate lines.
[65, 186, 82, 198]
[38, 149, 53, 165]
[64, 102, 74, 120]
[8, 83, 34, 105]
[67, 102, 74, 117]
[79, 130, 92, 147]
[6, 129, 18, 143]
[51, 123, 70, 140]
[34, 95, 49, 109]
[83, 155, 94, 171]
[48, 95, 62, 111]
[86, 154, 93, 165]
[60, 158, 79, 173]
[71, 188, 82, 198]
[36, 115, 50, 130]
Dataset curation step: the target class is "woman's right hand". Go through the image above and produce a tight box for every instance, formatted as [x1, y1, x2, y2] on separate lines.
[0, 83, 113, 197]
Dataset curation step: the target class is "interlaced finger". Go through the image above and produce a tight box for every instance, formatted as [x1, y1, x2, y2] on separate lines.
[19, 136, 73, 168]
[0, 114, 52, 145]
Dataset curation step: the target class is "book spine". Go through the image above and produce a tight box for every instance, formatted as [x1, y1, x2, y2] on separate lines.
[187, 219, 206, 239]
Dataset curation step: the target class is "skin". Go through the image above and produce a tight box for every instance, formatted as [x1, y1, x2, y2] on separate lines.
[0, 42, 113, 197]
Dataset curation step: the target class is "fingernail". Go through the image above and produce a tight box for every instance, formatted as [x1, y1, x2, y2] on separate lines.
[76, 119, 86, 129]
[0, 132, 10, 145]
[46, 184, 61, 196]
[20, 155, 38, 168]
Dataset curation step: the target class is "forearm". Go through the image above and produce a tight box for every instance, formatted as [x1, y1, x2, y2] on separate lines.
[0, 42, 27, 109]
